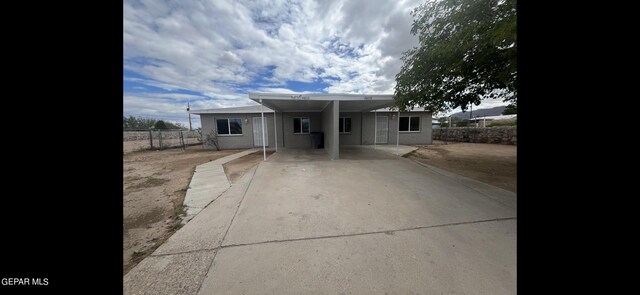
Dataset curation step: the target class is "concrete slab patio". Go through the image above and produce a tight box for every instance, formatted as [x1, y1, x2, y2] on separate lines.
[124, 146, 516, 295]
[357, 143, 419, 156]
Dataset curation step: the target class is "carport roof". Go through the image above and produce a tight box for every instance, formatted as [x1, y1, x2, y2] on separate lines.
[189, 105, 274, 114]
[249, 93, 395, 112]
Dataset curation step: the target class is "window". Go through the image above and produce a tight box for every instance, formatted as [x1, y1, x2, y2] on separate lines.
[216, 118, 243, 135]
[293, 117, 310, 134]
[339, 117, 351, 133]
[399, 116, 420, 132]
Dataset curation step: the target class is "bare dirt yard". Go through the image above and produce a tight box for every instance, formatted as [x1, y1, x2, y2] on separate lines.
[123, 146, 243, 274]
[123, 140, 153, 154]
[223, 150, 275, 184]
[408, 141, 517, 192]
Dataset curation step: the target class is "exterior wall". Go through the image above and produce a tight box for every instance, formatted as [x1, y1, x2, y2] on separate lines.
[361, 112, 376, 145]
[361, 111, 432, 145]
[397, 112, 432, 145]
[199, 110, 432, 150]
[281, 112, 323, 148]
[200, 113, 280, 149]
[322, 101, 339, 160]
[338, 112, 362, 145]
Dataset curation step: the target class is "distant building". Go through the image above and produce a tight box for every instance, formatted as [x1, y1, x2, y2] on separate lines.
[432, 118, 441, 129]
[469, 114, 517, 127]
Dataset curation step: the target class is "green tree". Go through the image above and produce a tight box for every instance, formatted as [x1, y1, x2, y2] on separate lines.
[123, 115, 156, 129]
[123, 115, 186, 130]
[502, 103, 517, 115]
[394, 0, 516, 113]
[154, 120, 168, 129]
[164, 121, 187, 129]
[455, 119, 469, 127]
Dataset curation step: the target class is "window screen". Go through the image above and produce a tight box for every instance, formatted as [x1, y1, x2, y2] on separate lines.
[294, 117, 310, 134]
[216, 118, 242, 135]
[399, 116, 420, 132]
[399, 117, 409, 132]
[229, 118, 242, 134]
[217, 119, 230, 135]
[409, 117, 420, 131]
[339, 118, 351, 133]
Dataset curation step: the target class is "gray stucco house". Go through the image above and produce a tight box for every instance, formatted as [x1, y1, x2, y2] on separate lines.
[190, 93, 432, 160]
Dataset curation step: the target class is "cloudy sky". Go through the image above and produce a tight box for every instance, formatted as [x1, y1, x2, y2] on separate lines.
[124, 0, 508, 128]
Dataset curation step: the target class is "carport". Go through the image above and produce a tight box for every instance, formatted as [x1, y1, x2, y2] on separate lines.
[249, 93, 398, 160]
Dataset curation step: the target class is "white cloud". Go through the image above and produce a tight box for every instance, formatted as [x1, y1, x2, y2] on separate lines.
[124, 0, 425, 118]
[253, 88, 315, 94]
[123, 92, 256, 128]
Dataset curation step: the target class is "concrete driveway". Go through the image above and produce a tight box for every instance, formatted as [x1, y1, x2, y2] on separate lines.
[125, 146, 516, 294]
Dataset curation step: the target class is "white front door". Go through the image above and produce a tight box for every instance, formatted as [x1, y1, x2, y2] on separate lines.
[253, 117, 268, 147]
[376, 116, 388, 144]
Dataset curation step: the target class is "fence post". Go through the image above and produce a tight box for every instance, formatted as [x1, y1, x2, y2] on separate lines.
[466, 127, 470, 142]
[445, 127, 448, 145]
[180, 130, 185, 150]
[149, 129, 153, 149]
[159, 130, 163, 150]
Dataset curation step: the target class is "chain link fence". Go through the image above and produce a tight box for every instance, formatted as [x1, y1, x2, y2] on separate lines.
[124, 130, 202, 153]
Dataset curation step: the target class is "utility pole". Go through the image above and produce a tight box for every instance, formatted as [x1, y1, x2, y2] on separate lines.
[187, 102, 192, 131]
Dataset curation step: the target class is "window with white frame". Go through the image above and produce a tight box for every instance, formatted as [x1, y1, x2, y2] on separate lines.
[216, 118, 243, 135]
[293, 117, 310, 134]
[399, 116, 420, 132]
[339, 117, 351, 133]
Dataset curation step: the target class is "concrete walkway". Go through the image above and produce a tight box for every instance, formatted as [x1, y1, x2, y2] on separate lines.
[124, 147, 516, 294]
[124, 164, 260, 295]
[182, 148, 259, 223]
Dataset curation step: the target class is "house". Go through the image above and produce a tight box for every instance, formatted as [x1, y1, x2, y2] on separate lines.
[469, 114, 517, 127]
[432, 118, 442, 129]
[189, 93, 432, 160]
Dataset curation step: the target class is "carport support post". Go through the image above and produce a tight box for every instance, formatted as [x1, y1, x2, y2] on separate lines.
[374, 109, 377, 149]
[260, 99, 266, 161]
[397, 110, 400, 152]
[274, 111, 278, 152]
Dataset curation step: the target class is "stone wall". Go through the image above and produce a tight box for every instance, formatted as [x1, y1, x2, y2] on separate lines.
[432, 127, 516, 145]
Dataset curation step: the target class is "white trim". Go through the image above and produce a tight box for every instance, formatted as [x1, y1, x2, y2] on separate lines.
[396, 110, 400, 148]
[375, 115, 389, 144]
[281, 109, 325, 112]
[293, 117, 311, 134]
[216, 118, 243, 135]
[252, 117, 268, 147]
[338, 117, 352, 134]
[249, 93, 394, 101]
[399, 116, 421, 132]
[374, 110, 377, 148]
[260, 99, 266, 161]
